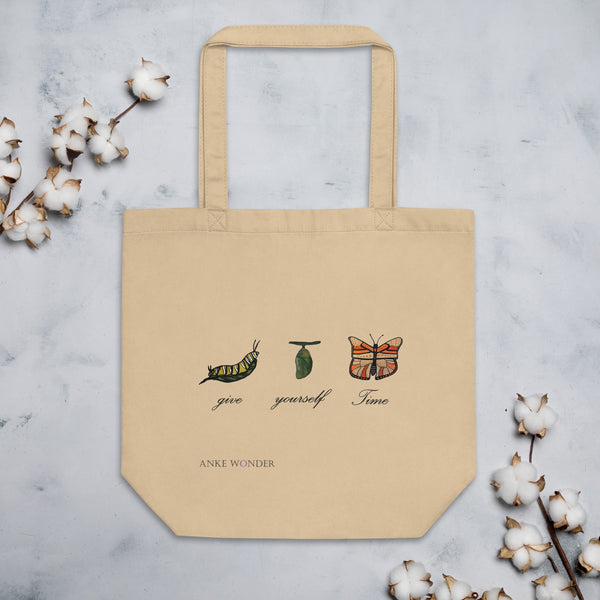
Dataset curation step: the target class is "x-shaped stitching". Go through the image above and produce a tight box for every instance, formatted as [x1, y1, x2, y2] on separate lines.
[376, 209, 393, 230]
[208, 210, 226, 231]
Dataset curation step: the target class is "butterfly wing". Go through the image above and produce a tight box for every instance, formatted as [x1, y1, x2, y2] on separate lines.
[348, 336, 375, 380]
[377, 337, 403, 354]
[373, 337, 403, 380]
[348, 337, 375, 355]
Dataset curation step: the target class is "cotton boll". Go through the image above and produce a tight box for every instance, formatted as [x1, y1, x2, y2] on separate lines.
[504, 526, 527, 550]
[49, 168, 80, 210]
[17, 203, 39, 222]
[0, 117, 21, 159]
[549, 489, 586, 533]
[533, 574, 575, 600]
[25, 220, 50, 246]
[493, 469, 519, 504]
[517, 480, 545, 505]
[140, 59, 166, 79]
[520, 523, 546, 546]
[50, 125, 86, 166]
[491, 453, 545, 506]
[2, 203, 50, 247]
[57, 98, 98, 137]
[511, 547, 532, 571]
[430, 575, 476, 600]
[514, 393, 558, 438]
[88, 122, 129, 164]
[106, 126, 125, 152]
[498, 518, 551, 573]
[3, 223, 26, 241]
[529, 546, 549, 569]
[1, 157, 22, 180]
[88, 129, 119, 162]
[513, 461, 537, 480]
[409, 579, 432, 598]
[125, 58, 170, 101]
[512, 462, 544, 504]
[2, 208, 29, 240]
[481, 588, 512, 599]
[578, 538, 600, 577]
[33, 165, 81, 215]
[449, 581, 474, 599]
[130, 68, 167, 99]
[0, 157, 22, 195]
[582, 540, 600, 572]
[522, 411, 544, 433]
[388, 560, 433, 600]
[40, 183, 79, 212]
[33, 178, 55, 206]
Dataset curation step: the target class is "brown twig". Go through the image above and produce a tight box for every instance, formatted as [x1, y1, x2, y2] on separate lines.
[537, 498, 584, 599]
[4, 187, 12, 210]
[530, 437, 585, 600]
[548, 555, 559, 574]
[529, 435, 535, 462]
[114, 97, 140, 122]
[0, 153, 13, 223]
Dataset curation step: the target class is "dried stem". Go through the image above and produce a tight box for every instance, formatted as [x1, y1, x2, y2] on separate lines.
[529, 435, 535, 462]
[548, 555, 559, 574]
[537, 498, 584, 599]
[0, 154, 14, 222]
[530, 437, 585, 600]
[114, 97, 140, 122]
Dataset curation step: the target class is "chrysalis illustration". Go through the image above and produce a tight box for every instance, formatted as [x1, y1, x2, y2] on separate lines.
[199, 340, 260, 384]
[289, 341, 321, 379]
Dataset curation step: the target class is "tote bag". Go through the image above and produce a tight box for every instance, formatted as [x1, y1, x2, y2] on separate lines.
[121, 25, 475, 539]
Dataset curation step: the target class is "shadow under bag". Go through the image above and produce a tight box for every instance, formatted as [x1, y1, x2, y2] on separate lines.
[121, 25, 475, 539]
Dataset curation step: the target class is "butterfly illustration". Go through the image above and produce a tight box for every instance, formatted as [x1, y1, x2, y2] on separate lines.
[348, 334, 403, 380]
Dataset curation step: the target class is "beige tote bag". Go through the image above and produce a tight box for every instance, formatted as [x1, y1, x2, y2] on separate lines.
[121, 25, 475, 539]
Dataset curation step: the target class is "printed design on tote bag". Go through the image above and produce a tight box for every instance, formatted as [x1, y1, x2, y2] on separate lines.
[288, 341, 321, 379]
[199, 340, 260, 384]
[348, 335, 403, 380]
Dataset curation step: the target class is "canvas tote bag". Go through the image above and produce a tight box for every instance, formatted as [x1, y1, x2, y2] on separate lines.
[121, 25, 475, 539]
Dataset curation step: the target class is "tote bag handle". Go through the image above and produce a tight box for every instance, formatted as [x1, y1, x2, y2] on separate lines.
[199, 25, 397, 213]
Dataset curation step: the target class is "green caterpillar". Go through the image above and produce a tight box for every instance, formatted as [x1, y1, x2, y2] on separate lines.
[199, 340, 260, 384]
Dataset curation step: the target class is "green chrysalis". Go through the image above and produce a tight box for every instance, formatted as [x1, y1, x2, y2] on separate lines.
[289, 341, 321, 379]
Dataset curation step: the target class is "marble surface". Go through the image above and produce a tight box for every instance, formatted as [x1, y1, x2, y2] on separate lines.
[2, 1, 600, 598]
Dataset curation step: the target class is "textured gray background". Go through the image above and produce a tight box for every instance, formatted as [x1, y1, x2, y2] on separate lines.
[1, 1, 600, 598]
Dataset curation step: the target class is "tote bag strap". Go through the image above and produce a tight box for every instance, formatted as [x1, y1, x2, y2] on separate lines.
[199, 25, 397, 217]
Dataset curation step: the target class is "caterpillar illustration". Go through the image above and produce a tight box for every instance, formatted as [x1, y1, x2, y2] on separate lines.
[199, 340, 260, 384]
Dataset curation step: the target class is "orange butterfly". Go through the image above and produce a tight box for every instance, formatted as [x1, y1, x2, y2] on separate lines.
[348, 334, 403, 380]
